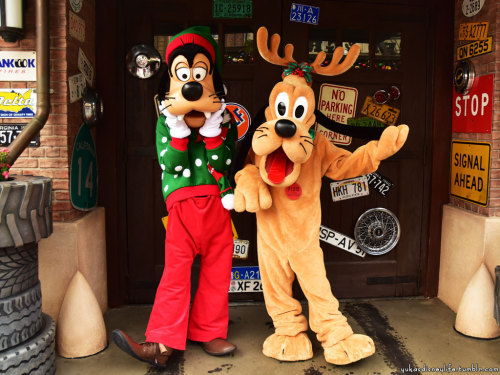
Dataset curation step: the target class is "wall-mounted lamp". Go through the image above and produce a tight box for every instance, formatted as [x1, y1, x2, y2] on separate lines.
[0, 0, 24, 43]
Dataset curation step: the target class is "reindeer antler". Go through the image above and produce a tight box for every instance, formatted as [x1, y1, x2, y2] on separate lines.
[310, 44, 361, 76]
[256, 26, 296, 66]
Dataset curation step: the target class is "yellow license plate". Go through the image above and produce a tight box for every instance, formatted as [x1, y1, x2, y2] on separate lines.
[459, 22, 489, 41]
[457, 37, 492, 60]
[360, 97, 400, 126]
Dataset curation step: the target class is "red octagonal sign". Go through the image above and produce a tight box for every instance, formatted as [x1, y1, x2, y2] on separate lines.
[453, 74, 493, 133]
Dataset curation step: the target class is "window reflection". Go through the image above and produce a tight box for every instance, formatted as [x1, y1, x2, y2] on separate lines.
[342, 30, 369, 69]
[224, 31, 254, 64]
[308, 29, 337, 66]
[375, 32, 401, 70]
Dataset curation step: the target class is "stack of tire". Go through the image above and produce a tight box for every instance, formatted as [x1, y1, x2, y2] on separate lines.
[0, 176, 55, 374]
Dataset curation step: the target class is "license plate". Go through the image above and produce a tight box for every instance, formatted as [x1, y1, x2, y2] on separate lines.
[457, 37, 492, 60]
[290, 3, 319, 25]
[360, 96, 400, 126]
[320, 225, 366, 258]
[213, 0, 252, 18]
[366, 172, 393, 197]
[459, 21, 489, 41]
[233, 239, 249, 259]
[330, 176, 369, 202]
[0, 124, 39, 147]
[229, 266, 262, 293]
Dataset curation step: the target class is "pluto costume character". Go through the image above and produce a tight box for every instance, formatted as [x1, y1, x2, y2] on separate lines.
[113, 26, 238, 368]
[234, 27, 409, 365]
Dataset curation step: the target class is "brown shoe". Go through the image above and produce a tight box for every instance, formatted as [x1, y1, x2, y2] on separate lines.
[112, 329, 173, 368]
[201, 338, 236, 356]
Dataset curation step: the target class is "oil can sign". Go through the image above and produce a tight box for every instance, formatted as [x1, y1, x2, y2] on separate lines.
[70, 124, 97, 210]
[452, 74, 492, 133]
[450, 140, 490, 206]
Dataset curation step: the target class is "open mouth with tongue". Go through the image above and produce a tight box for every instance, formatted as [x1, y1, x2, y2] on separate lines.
[265, 147, 294, 184]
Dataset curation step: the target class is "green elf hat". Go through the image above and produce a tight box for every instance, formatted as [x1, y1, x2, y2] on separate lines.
[165, 26, 222, 74]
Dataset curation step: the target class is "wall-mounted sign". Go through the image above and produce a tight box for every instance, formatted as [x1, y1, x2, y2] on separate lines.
[233, 239, 249, 259]
[462, 0, 485, 17]
[290, 3, 319, 25]
[360, 96, 400, 126]
[319, 225, 366, 258]
[78, 48, 94, 85]
[213, 0, 252, 18]
[330, 176, 369, 202]
[457, 37, 492, 61]
[0, 89, 36, 118]
[459, 21, 488, 41]
[68, 73, 86, 103]
[70, 123, 98, 211]
[450, 140, 490, 206]
[0, 124, 39, 147]
[229, 266, 262, 293]
[69, 11, 85, 42]
[0, 51, 36, 81]
[316, 84, 357, 145]
[226, 102, 250, 140]
[70, 0, 83, 13]
[452, 73, 492, 133]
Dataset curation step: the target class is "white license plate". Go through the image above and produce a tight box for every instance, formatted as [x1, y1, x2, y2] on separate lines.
[330, 176, 369, 202]
[229, 279, 263, 293]
[232, 239, 249, 259]
[320, 225, 366, 258]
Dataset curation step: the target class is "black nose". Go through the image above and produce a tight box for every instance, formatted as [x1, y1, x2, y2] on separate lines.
[275, 119, 297, 138]
[182, 82, 203, 101]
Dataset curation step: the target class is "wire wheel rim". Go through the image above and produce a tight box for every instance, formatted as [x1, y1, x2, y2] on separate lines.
[354, 208, 400, 255]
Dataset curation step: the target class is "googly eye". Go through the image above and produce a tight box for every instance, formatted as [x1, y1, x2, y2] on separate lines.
[293, 96, 308, 122]
[175, 67, 191, 82]
[192, 67, 207, 81]
[275, 92, 289, 118]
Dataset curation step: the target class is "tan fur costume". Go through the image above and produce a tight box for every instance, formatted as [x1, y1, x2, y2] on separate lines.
[234, 27, 409, 365]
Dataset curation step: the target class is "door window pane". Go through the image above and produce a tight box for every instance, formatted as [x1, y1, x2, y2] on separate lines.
[224, 29, 254, 64]
[342, 30, 369, 69]
[308, 29, 337, 66]
[375, 32, 401, 70]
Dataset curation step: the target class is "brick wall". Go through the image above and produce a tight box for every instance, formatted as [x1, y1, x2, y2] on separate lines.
[3, 0, 95, 222]
[451, 0, 499, 216]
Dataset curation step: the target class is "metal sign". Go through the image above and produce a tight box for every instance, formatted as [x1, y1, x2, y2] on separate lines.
[213, 0, 252, 18]
[0, 124, 39, 147]
[316, 84, 358, 145]
[462, 0, 485, 17]
[450, 140, 490, 206]
[229, 266, 262, 293]
[70, 124, 98, 211]
[457, 37, 492, 61]
[69, 11, 85, 42]
[290, 3, 319, 25]
[78, 48, 94, 85]
[70, 0, 83, 13]
[452, 74, 493, 133]
[330, 176, 369, 202]
[68, 73, 86, 103]
[360, 96, 399, 126]
[0, 89, 36, 118]
[226, 102, 251, 140]
[459, 22, 489, 41]
[233, 239, 249, 259]
[366, 171, 393, 197]
[0, 51, 36, 82]
[319, 225, 366, 258]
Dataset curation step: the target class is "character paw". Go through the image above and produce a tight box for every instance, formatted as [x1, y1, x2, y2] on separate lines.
[323, 334, 375, 365]
[262, 333, 313, 362]
[375, 124, 409, 161]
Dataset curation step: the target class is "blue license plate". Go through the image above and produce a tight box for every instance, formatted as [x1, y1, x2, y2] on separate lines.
[231, 266, 260, 280]
[290, 3, 319, 25]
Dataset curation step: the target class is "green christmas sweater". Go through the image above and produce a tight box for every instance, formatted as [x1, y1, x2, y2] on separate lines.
[156, 110, 237, 203]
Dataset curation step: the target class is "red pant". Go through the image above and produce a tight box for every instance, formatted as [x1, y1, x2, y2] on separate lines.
[145, 195, 233, 350]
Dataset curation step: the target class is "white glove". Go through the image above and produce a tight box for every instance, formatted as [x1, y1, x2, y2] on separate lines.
[161, 106, 191, 139]
[199, 103, 226, 138]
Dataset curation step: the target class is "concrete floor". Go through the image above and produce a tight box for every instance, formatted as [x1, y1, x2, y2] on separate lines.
[56, 298, 500, 375]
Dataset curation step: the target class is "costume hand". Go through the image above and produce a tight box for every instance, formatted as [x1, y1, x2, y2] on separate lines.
[234, 165, 272, 213]
[162, 107, 191, 139]
[199, 103, 226, 138]
[374, 125, 409, 161]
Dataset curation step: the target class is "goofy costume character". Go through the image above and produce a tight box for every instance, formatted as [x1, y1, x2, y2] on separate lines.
[112, 26, 238, 368]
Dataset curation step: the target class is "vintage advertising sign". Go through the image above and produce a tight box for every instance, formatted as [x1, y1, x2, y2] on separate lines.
[213, 0, 252, 18]
[0, 51, 36, 82]
[316, 84, 357, 145]
[462, 0, 485, 17]
[459, 21, 489, 41]
[68, 73, 86, 103]
[0, 89, 36, 118]
[319, 225, 366, 258]
[450, 141, 490, 206]
[69, 11, 85, 42]
[0, 124, 39, 147]
[229, 266, 262, 293]
[78, 48, 94, 85]
[456, 37, 492, 60]
[226, 102, 251, 140]
[330, 176, 369, 202]
[233, 239, 250, 259]
[290, 3, 319, 25]
[452, 74, 493, 133]
[360, 96, 399, 126]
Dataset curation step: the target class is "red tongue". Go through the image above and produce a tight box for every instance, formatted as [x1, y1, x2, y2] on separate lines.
[267, 148, 287, 184]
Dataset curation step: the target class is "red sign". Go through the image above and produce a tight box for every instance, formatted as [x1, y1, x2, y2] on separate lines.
[452, 74, 493, 133]
[226, 102, 251, 140]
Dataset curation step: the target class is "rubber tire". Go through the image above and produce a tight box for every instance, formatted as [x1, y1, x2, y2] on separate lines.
[0, 175, 53, 249]
[0, 282, 43, 352]
[0, 242, 39, 299]
[0, 313, 56, 375]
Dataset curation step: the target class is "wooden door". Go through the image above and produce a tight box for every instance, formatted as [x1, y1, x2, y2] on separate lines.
[280, 0, 430, 298]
